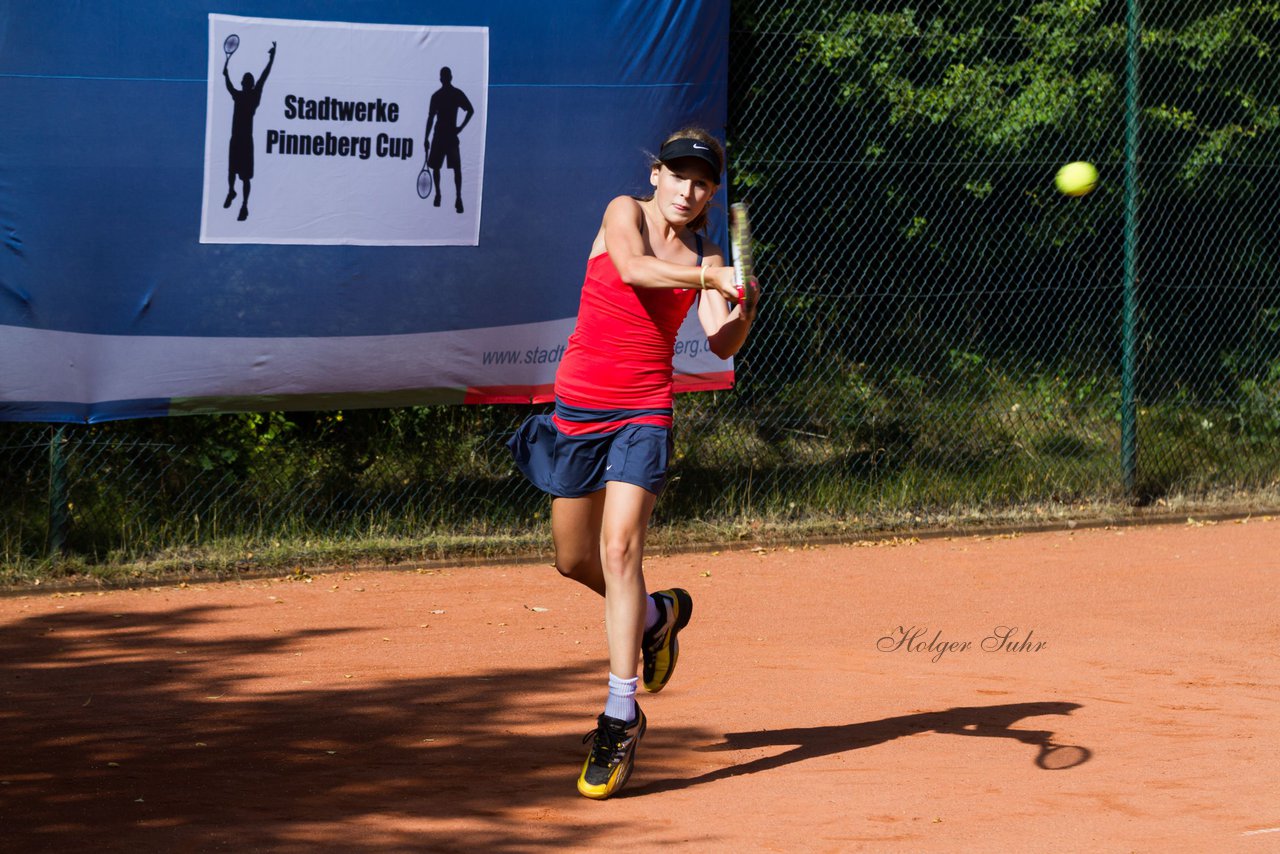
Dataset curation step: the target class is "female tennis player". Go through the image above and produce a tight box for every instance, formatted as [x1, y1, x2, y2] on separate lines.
[509, 128, 757, 799]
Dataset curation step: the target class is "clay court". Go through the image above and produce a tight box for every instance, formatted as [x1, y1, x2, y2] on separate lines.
[2, 517, 1278, 851]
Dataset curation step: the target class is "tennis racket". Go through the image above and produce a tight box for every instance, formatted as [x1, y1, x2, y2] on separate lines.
[223, 34, 240, 58]
[730, 202, 759, 319]
[416, 152, 433, 199]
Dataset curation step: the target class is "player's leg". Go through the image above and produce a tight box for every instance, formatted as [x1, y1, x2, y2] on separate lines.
[550, 492, 606, 596]
[550, 493, 663, 629]
[431, 168, 442, 206]
[239, 177, 251, 221]
[600, 480, 655, 681]
[224, 166, 237, 208]
[578, 480, 655, 799]
[552, 487, 669, 659]
[595, 475, 691, 693]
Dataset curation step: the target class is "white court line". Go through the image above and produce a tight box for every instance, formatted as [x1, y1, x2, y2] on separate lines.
[1242, 827, 1280, 836]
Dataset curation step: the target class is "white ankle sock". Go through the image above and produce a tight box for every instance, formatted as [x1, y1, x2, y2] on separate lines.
[604, 672, 638, 722]
[644, 593, 661, 633]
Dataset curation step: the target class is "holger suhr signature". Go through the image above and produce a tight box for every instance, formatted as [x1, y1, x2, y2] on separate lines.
[877, 626, 1047, 663]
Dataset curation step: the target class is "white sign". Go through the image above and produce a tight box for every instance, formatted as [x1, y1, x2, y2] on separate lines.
[200, 14, 488, 245]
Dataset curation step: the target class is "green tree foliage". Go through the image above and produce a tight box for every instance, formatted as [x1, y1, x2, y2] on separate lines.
[733, 0, 1278, 396]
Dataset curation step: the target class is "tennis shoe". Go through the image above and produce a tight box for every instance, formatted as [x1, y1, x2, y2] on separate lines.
[642, 588, 693, 693]
[577, 705, 646, 800]
[223, 189, 236, 209]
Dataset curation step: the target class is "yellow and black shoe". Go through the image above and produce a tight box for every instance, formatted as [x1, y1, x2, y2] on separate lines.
[577, 706, 646, 800]
[642, 589, 693, 693]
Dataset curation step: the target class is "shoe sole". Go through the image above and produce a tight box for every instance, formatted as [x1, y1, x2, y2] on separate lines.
[645, 589, 692, 693]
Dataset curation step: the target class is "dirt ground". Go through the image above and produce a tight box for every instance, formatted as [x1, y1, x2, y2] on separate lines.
[2, 517, 1278, 852]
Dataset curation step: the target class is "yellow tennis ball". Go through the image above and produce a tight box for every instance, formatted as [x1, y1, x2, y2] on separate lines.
[1055, 161, 1098, 197]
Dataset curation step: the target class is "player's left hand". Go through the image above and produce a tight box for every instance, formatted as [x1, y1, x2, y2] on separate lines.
[742, 277, 760, 321]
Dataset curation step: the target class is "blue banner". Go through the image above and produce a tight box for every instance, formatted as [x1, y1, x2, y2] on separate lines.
[0, 1, 731, 422]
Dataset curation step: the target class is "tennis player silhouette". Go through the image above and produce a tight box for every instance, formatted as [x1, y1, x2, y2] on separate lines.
[223, 41, 276, 221]
[423, 67, 474, 214]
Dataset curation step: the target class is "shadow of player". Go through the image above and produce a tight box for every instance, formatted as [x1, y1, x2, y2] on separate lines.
[629, 701, 1092, 796]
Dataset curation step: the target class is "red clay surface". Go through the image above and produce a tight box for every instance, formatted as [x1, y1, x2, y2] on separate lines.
[2, 518, 1278, 852]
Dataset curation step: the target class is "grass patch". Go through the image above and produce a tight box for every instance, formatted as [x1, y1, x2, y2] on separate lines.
[4, 364, 1279, 588]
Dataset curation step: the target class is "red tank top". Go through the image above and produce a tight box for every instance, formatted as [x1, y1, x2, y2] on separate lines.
[553, 252, 698, 433]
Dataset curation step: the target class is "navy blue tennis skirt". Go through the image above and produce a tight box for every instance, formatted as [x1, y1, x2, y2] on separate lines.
[508, 414, 674, 498]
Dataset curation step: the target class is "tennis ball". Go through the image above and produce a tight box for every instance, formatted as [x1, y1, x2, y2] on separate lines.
[1055, 161, 1098, 197]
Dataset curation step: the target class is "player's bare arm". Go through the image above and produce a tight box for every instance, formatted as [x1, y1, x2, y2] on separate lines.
[697, 249, 754, 358]
[600, 196, 736, 296]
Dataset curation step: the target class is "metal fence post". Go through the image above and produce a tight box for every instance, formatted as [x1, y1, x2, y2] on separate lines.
[1121, 0, 1142, 497]
[48, 426, 69, 558]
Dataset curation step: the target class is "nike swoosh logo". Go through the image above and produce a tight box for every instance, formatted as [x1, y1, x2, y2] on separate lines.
[606, 465, 613, 470]
[692, 143, 709, 150]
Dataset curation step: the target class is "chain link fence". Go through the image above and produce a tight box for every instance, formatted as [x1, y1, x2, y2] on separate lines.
[3, 0, 1279, 569]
